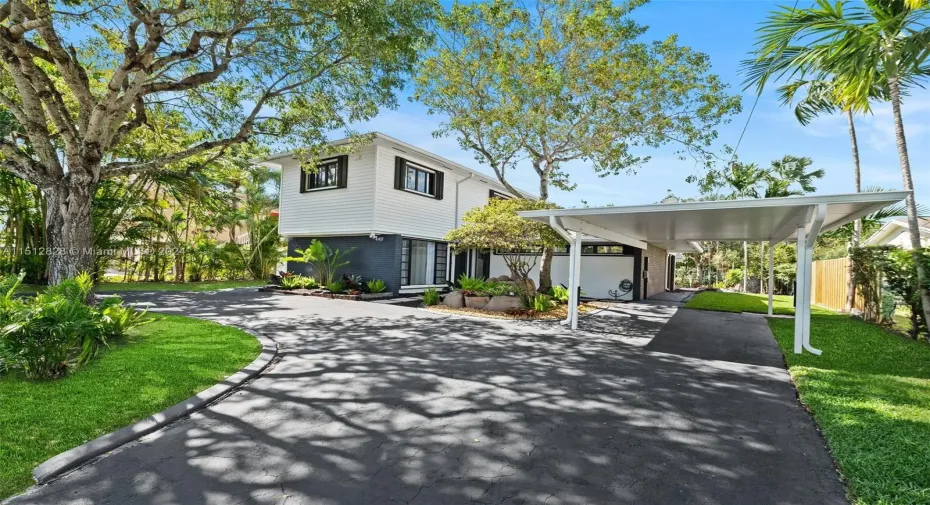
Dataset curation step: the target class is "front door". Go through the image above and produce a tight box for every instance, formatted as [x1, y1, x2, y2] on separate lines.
[453, 251, 468, 285]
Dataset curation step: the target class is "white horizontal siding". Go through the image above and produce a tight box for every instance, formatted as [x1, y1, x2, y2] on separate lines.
[489, 253, 635, 301]
[373, 143, 459, 240]
[456, 177, 494, 226]
[278, 145, 376, 236]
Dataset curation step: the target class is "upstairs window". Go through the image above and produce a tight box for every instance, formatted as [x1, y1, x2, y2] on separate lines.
[406, 163, 434, 194]
[394, 157, 444, 199]
[301, 155, 347, 192]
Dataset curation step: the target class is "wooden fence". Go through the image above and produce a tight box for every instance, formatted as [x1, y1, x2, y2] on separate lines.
[811, 257, 869, 313]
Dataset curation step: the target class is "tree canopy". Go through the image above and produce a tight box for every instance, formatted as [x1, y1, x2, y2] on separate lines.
[414, 0, 742, 199]
[445, 198, 565, 283]
[0, 0, 435, 283]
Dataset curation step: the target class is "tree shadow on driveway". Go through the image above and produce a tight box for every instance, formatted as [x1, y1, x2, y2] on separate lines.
[9, 291, 847, 505]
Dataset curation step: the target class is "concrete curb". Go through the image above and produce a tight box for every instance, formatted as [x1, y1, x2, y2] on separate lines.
[31, 328, 277, 485]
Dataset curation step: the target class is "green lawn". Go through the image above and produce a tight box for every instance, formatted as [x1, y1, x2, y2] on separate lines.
[769, 315, 930, 505]
[0, 314, 261, 500]
[18, 279, 267, 294]
[685, 290, 794, 315]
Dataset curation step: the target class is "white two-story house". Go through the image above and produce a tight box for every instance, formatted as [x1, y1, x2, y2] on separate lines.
[260, 132, 672, 299]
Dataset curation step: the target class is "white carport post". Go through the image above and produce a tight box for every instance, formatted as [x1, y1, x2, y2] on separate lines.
[793, 204, 826, 355]
[767, 241, 775, 317]
[549, 217, 577, 327]
[569, 231, 583, 330]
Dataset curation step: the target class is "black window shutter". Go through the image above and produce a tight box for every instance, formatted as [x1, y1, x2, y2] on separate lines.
[394, 157, 405, 190]
[434, 171, 444, 200]
[337, 155, 348, 188]
[299, 165, 309, 193]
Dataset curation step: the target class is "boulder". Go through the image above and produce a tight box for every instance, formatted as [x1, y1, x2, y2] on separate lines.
[464, 295, 490, 309]
[522, 277, 537, 294]
[443, 291, 465, 308]
[483, 295, 524, 312]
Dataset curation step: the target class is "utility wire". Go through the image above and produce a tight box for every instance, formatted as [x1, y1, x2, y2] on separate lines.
[729, 0, 802, 164]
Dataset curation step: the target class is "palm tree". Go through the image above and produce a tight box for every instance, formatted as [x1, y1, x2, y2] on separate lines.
[743, 0, 930, 326]
[778, 78, 889, 311]
[723, 162, 764, 291]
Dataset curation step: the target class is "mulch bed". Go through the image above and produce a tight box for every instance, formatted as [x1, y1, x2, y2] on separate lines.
[258, 287, 393, 301]
[424, 303, 598, 321]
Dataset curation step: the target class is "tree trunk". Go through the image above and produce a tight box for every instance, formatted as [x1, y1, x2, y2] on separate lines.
[888, 77, 930, 328]
[43, 182, 95, 287]
[742, 241, 748, 292]
[536, 173, 553, 293]
[845, 109, 862, 312]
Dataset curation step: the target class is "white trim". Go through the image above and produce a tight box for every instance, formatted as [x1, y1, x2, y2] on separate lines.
[399, 283, 446, 294]
[556, 216, 648, 250]
[519, 191, 910, 219]
[303, 184, 339, 192]
[257, 132, 535, 198]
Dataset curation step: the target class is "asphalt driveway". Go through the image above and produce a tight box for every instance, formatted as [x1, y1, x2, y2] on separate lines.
[7, 290, 846, 505]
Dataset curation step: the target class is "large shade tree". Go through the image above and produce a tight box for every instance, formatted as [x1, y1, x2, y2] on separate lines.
[0, 0, 433, 284]
[743, 0, 930, 327]
[414, 0, 741, 292]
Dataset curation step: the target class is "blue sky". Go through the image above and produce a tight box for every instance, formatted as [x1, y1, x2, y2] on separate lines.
[349, 0, 928, 208]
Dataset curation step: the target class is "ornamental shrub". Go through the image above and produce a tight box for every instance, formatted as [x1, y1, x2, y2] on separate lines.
[0, 272, 148, 380]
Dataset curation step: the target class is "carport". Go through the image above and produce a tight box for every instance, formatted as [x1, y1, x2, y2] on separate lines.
[519, 191, 910, 355]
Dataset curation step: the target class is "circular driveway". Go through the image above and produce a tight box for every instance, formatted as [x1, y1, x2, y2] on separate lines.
[7, 290, 846, 505]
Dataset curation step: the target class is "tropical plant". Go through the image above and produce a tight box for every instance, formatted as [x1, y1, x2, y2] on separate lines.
[344, 274, 364, 292]
[278, 275, 303, 290]
[98, 296, 150, 341]
[777, 78, 870, 308]
[325, 281, 346, 294]
[422, 287, 441, 306]
[481, 282, 514, 297]
[0, 272, 146, 379]
[549, 285, 570, 304]
[416, 0, 740, 291]
[457, 274, 487, 293]
[852, 245, 929, 338]
[366, 279, 387, 294]
[531, 294, 554, 313]
[744, 0, 930, 328]
[285, 240, 354, 286]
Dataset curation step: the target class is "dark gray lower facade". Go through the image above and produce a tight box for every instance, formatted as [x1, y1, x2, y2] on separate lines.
[287, 235, 403, 293]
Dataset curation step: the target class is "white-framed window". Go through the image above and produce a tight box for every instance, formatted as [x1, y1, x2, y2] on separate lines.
[405, 162, 435, 196]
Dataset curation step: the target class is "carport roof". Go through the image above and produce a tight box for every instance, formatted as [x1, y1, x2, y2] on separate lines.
[518, 191, 911, 252]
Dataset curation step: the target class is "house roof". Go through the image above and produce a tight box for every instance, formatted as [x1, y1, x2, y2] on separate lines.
[519, 191, 911, 253]
[257, 132, 535, 198]
[864, 217, 930, 246]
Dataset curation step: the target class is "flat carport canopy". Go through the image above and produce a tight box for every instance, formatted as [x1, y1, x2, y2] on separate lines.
[519, 191, 911, 355]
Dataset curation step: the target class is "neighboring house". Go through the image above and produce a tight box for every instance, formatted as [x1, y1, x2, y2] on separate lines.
[864, 217, 930, 249]
[260, 132, 673, 299]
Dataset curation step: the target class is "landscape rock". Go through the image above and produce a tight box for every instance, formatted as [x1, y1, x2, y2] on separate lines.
[483, 295, 523, 312]
[464, 295, 490, 309]
[443, 291, 465, 308]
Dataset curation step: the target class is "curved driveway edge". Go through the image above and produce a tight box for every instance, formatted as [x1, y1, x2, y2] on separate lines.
[31, 328, 278, 485]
